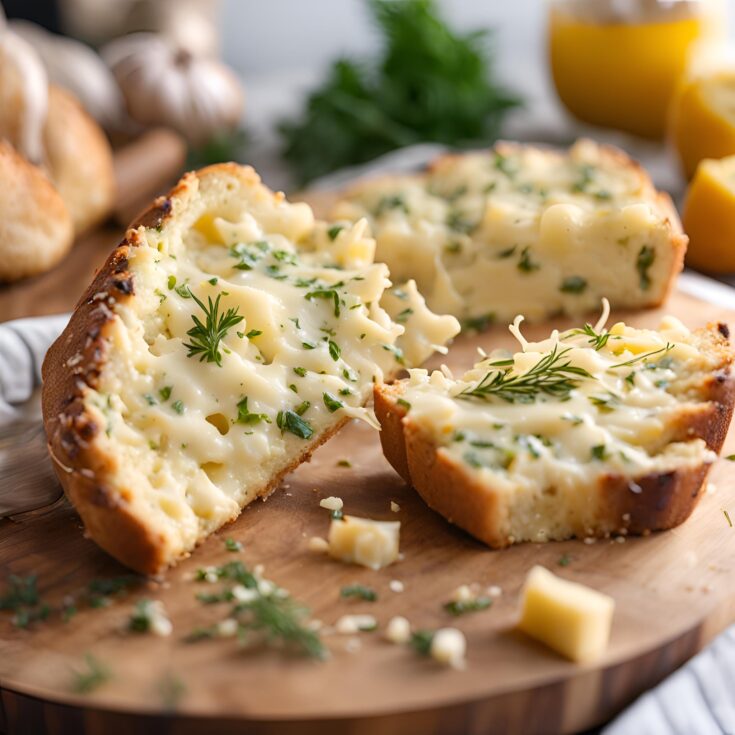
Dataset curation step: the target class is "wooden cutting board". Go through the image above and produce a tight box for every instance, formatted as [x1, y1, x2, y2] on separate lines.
[1, 286, 734, 735]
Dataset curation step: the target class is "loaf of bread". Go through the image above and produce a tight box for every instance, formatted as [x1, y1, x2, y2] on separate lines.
[375, 307, 733, 546]
[332, 140, 687, 328]
[42, 164, 459, 574]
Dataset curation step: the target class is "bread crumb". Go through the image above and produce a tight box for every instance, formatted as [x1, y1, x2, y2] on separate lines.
[336, 614, 377, 634]
[390, 501, 401, 513]
[450, 584, 474, 603]
[389, 579, 404, 593]
[486, 585, 502, 598]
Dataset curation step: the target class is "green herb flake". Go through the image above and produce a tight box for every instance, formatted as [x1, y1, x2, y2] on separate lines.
[246, 329, 262, 339]
[323, 392, 344, 412]
[235, 397, 270, 426]
[305, 287, 341, 317]
[293, 366, 308, 377]
[560, 276, 587, 294]
[396, 397, 412, 411]
[277, 409, 314, 439]
[409, 629, 435, 656]
[167, 275, 177, 290]
[158, 386, 172, 401]
[558, 553, 572, 567]
[225, 538, 243, 552]
[172, 400, 185, 415]
[71, 654, 111, 694]
[444, 596, 492, 616]
[328, 340, 341, 361]
[396, 307, 414, 323]
[340, 584, 377, 602]
[591, 444, 608, 461]
[517, 246, 539, 273]
[637, 245, 655, 290]
[327, 224, 344, 241]
[337, 459, 352, 468]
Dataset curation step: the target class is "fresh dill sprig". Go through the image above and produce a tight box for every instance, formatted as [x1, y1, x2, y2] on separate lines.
[566, 323, 611, 351]
[460, 345, 593, 403]
[184, 290, 244, 367]
[189, 561, 325, 659]
[608, 344, 673, 369]
[71, 654, 111, 694]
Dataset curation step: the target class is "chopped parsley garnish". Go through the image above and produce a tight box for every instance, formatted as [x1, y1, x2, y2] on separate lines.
[591, 444, 608, 461]
[225, 538, 243, 552]
[396, 307, 414, 323]
[184, 290, 244, 367]
[327, 224, 344, 241]
[444, 596, 492, 616]
[493, 151, 517, 178]
[171, 400, 185, 415]
[302, 341, 317, 349]
[305, 287, 341, 317]
[340, 584, 377, 602]
[295, 400, 311, 416]
[517, 246, 539, 273]
[560, 276, 587, 294]
[497, 245, 517, 259]
[293, 366, 308, 377]
[277, 409, 314, 439]
[208, 277, 219, 285]
[637, 245, 655, 290]
[397, 397, 412, 411]
[235, 397, 270, 425]
[167, 275, 177, 290]
[323, 392, 344, 412]
[571, 163, 595, 193]
[328, 340, 341, 361]
[246, 329, 262, 338]
[588, 393, 618, 413]
[444, 241, 462, 254]
[158, 386, 172, 401]
[558, 553, 572, 567]
[230, 241, 269, 270]
[128, 599, 160, 633]
[461, 345, 592, 403]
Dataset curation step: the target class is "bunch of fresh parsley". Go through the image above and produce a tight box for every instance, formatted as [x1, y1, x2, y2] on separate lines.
[279, 0, 521, 185]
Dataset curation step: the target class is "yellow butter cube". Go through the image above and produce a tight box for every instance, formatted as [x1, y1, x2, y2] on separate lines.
[517, 566, 614, 663]
[328, 515, 400, 570]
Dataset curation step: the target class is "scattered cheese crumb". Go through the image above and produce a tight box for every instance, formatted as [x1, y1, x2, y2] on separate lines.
[308, 536, 329, 553]
[335, 614, 378, 634]
[451, 585, 474, 603]
[486, 585, 502, 598]
[583, 537, 597, 545]
[328, 515, 400, 570]
[707, 483, 718, 495]
[320, 496, 344, 512]
[389, 580, 404, 593]
[385, 616, 411, 644]
[390, 501, 401, 513]
[430, 628, 466, 669]
[218, 618, 239, 637]
[148, 601, 173, 637]
[231, 585, 259, 603]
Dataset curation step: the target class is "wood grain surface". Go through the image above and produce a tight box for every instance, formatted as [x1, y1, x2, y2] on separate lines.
[1, 290, 734, 735]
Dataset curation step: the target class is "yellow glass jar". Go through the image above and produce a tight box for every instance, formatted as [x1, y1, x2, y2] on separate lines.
[548, 0, 724, 139]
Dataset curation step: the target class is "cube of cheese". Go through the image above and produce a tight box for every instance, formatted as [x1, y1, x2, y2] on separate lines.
[327, 515, 400, 570]
[517, 566, 614, 663]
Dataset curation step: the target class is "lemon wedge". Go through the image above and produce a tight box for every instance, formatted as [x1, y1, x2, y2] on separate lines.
[682, 155, 735, 272]
[670, 71, 735, 179]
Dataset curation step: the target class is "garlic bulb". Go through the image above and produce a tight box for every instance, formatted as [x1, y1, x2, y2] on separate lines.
[9, 20, 130, 132]
[103, 32, 243, 145]
[0, 14, 48, 165]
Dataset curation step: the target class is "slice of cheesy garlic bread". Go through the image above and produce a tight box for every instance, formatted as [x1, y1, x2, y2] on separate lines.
[332, 140, 687, 328]
[375, 306, 733, 547]
[42, 164, 459, 574]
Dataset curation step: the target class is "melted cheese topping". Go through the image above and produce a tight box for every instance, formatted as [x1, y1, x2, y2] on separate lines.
[399, 313, 717, 540]
[82, 170, 459, 560]
[332, 140, 680, 325]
